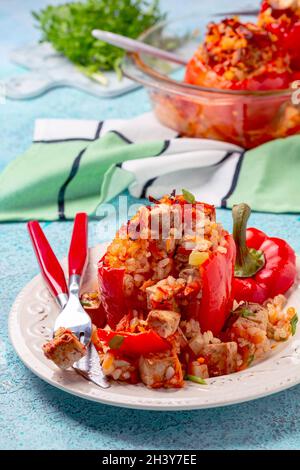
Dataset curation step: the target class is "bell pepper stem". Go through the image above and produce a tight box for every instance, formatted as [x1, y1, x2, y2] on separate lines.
[232, 203, 265, 278]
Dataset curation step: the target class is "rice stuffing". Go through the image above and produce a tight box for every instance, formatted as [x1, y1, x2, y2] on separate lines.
[94, 194, 298, 388]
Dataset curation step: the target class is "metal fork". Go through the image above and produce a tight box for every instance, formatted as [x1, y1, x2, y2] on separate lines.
[54, 213, 92, 345]
[28, 214, 92, 345]
[28, 214, 109, 388]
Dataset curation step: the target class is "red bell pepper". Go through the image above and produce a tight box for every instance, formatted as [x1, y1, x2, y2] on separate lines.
[185, 56, 291, 92]
[80, 291, 106, 328]
[259, 0, 300, 70]
[232, 203, 297, 303]
[185, 233, 236, 336]
[98, 257, 148, 328]
[98, 259, 127, 328]
[97, 329, 170, 357]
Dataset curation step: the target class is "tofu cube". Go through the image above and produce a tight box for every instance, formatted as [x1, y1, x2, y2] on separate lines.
[43, 328, 86, 370]
[234, 303, 268, 331]
[147, 310, 180, 338]
[227, 304, 270, 349]
[201, 342, 237, 377]
[139, 353, 183, 388]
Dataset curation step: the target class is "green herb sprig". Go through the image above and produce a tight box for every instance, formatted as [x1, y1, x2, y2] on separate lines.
[182, 189, 195, 204]
[247, 354, 255, 366]
[108, 335, 125, 349]
[185, 374, 207, 385]
[239, 307, 255, 318]
[32, 0, 165, 78]
[290, 313, 298, 336]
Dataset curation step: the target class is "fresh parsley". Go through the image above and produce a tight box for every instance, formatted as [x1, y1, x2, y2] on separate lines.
[32, 0, 165, 78]
[108, 334, 125, 349]
[290, 313, 298, 336]
[182, 189, 196, 204]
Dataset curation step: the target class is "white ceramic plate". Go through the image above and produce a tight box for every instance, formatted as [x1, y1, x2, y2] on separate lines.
[8, 245, 300, 411]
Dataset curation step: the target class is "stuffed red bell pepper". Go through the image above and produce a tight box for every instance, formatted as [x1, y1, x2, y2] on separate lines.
[232, 203, 297, 303]
[259, 0, 300, 71]
[98, 192, 236, 335]
[184, 17, 291, 91]
[183, 16, 293, 148]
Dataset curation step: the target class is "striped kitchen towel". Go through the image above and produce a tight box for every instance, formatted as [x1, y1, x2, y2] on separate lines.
[1, 111, 300, 221]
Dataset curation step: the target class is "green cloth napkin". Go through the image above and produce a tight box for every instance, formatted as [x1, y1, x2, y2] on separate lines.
[0, 132, 165, 221]
[225, 135, 300, 213]
[0, 114, 300, 222]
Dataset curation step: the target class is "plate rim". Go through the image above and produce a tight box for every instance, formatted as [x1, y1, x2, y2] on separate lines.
[8, 247, 300, 411]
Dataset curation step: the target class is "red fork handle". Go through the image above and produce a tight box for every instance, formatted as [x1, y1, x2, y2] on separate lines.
[28, 221, 68, 298]
[68, 212, 88, 277]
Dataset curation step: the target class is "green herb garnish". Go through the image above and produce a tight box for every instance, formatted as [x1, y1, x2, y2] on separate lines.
[32, 0, 165, 78]
[185, 374, 207, 385]
[290, 313, 298, 336]
[108, 335, 125, 349]
[81, 301, 92, 307]
[239, 307, 255, 318]
[247, 354, 255, 366]
[182, 189, 195, 204]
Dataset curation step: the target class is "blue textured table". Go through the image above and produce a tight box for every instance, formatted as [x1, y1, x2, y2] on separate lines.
[2, 0, 300, 450]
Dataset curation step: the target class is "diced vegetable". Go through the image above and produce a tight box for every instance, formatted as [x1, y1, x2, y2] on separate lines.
[182, 188, 196, 204]
[189, 251, 209, 267]
[98, 328, 170, 357]
[290, 313, 298, 336]
[185, 374, 207, 385]
[108, 335, 125, 349]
